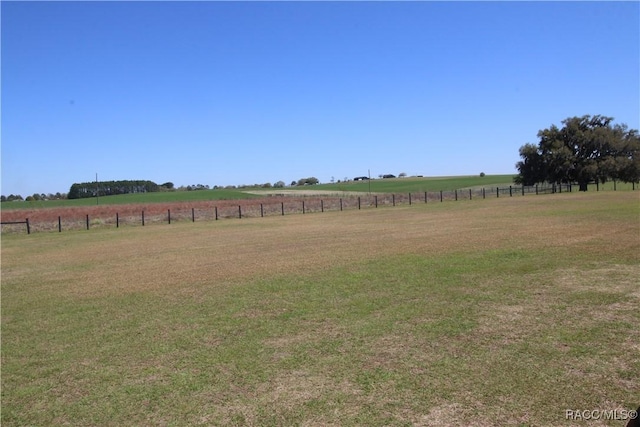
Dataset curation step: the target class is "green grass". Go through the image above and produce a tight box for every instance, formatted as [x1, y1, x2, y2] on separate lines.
[300, 174, 518, 193]
[3, 174, 636, 211]
[0, 188, 262, 210]
[1, 174, 515, 210]
[2, 192, 639, 426]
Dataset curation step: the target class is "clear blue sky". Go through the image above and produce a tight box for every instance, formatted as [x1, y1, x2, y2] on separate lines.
[2, 1, 639, 196]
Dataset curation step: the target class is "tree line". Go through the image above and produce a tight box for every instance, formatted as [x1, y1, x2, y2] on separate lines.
[515, 115, 639, 191]
[68, 180, 161, 199]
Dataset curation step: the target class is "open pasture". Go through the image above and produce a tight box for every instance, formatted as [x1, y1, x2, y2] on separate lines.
[1, 192, 639, 426]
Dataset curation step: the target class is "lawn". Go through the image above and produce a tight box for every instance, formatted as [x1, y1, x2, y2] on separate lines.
[0, 187, 263, 210]
[1, 191, 639, 426]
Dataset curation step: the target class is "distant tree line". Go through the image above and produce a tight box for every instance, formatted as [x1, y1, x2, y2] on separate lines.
[2, 193, 67, 202]
[293, 177, 320, 186]
[68, 180, 160, 199]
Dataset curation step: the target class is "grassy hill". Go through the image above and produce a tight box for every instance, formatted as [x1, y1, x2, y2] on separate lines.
[296, 174, 516, 193]
[1, 175, 516, 210]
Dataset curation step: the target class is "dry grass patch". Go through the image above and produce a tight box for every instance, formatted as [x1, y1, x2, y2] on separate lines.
[2, 191, 639, 426]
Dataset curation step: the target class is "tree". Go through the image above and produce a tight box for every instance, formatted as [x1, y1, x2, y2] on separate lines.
[296, 177, 319, 186]
[515, 115, 639, 191]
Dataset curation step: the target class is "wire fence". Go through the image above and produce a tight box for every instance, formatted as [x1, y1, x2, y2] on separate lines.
[1, 182, 637, 235]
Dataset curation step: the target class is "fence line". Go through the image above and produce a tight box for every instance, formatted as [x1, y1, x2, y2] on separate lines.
[2, 183, 636, 234]
[0, 219, 30, 234]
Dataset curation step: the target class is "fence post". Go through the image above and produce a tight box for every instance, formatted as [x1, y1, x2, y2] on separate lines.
[469, 189, 472, 200]
[192, 208, 195, 222]
[215, 206, 218, 220]
[281, 202, 284, 216]
[238, 205, 242, 219]
[535, 185, 538, 195]
[340, 198, 343, 211]
[614, 180, 617, 191]
[424, 191, 427, 204]
[392, 194, 395, 206]
[321, 200, 324, 212]
[116, 213, 119, 228]
[86, 214, 90, 230]
[142, 211, 145, 226]
[509, 186, 512, 197]
[483, 188, 486, 199]
[375, 195, 378, 208]
[26, 218, 30, 235]
[455, 190, 458, 201]
[168, 209, 171, 224]
[358, 197, 361, 210]
[522, 185, 525, 196]
[496, 187, 499, 198]
[440, 190, 443, 202]
[409, 193, 412, 205]
[260, 203, 264, 218]
[59, 216, 62, 232]
[302, 200, 305, 214]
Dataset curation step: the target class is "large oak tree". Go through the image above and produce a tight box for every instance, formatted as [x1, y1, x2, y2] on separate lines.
[515, 115, 639, 191]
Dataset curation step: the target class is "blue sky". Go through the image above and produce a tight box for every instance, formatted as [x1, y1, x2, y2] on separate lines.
[2, 1, 639, 196]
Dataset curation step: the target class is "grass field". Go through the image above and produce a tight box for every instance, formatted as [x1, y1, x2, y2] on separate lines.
[2, 175, 516, 211]
[1, 191, 639, 426]
[0, 187, 263, 210]
[2, 174, 637, 211]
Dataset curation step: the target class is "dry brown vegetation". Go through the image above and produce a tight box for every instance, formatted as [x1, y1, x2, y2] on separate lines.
[2, 191, 639, 426]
